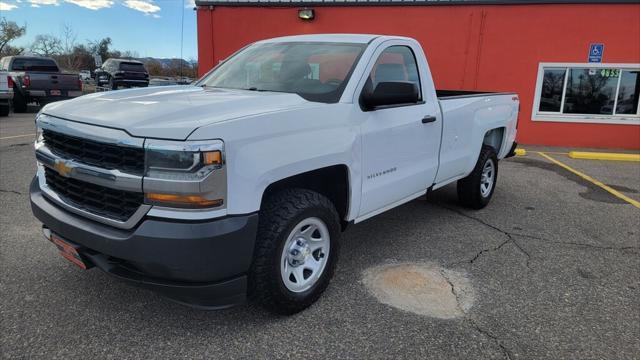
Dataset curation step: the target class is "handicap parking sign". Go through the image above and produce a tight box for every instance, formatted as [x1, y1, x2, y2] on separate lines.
[589, 43, 604, 63]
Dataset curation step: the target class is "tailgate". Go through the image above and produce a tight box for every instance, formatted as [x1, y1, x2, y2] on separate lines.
[28, 72, 81, 91]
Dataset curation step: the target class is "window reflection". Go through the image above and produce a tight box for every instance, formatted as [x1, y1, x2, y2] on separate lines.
[563, 68, 619, 115]
[367, 46, 421, 99]
[616, 70, 640, 115]
[539, 69, 566, 112]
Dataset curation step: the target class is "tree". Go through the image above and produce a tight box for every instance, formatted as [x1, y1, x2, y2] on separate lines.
[31, 34, 63, 57]
[88, 37, 112, 63]
[59, 23, 79, 69]
[0, 18, 26, 55]
[0, 44, 24, 57]
[145, 60, 164, 76]
[120, 50, 140, 59]
[188, 58, 198, 77]
[70, 44, 95, 71]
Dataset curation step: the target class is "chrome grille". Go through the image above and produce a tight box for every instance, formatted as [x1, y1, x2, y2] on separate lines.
[44, 167, 143, 222]
[43, 129, 145, 175]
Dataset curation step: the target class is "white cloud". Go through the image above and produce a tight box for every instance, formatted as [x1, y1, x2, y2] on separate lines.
[28, 0, 59, 5]
[0, 1, 18, 10]
[122, 0, 159, 14]
[64, 0, 113, 10]
[185, 0, 195, 7]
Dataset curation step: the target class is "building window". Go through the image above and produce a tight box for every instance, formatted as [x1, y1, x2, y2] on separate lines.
[533, 63, 640, 125]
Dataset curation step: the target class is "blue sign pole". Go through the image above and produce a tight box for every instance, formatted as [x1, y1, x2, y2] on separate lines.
[588, 43, 604, 63]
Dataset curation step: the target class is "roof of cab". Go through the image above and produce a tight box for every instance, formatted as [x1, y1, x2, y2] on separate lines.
[258, 34, 382, 44]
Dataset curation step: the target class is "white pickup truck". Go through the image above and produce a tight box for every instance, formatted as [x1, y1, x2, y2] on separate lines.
[31, 34, 518, 314]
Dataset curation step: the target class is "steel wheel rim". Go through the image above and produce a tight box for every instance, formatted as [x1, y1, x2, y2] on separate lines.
[480, 159, 495, 197]
[280, 217, 330, 293]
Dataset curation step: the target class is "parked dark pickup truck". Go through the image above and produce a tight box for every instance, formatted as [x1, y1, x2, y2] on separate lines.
[95, 59, 149, 90]
[0, 56, 83, 113]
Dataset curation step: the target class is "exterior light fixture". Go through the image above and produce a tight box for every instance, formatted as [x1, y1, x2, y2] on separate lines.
[298, 8, 315, 21]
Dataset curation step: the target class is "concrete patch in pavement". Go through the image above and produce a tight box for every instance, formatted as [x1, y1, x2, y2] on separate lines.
[362, 262, 474, 319]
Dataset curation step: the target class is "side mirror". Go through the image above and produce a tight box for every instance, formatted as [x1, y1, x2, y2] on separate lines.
[361, 81, 419, 111]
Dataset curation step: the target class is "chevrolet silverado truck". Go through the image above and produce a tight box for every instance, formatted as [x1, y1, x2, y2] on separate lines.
[30, 34, 518, 314]
[0, 56, 83, 113]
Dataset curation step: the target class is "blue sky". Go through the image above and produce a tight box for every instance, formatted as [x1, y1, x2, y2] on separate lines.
[0, 0, 197, 59]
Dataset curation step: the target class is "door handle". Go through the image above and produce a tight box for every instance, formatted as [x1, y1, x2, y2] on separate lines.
[422, 115, 437, 124]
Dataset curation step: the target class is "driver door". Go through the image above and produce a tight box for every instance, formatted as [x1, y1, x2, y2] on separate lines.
[357, 42, 442, 219]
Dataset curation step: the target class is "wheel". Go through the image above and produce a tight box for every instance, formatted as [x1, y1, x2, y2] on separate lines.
[249, 188, 341, 315]
[457, 145, 498, 209]
[109, 77, 118, 90]
[12, 91, 27, 113]
[0, 104, 9, 116]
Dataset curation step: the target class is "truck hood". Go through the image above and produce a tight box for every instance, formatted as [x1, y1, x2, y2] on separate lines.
[43, 85, 312, 140]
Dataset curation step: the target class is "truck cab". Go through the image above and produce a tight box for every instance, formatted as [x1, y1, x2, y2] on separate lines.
[30, 34, 518, 314]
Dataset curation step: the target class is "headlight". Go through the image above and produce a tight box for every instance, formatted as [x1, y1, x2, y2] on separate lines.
[144, 139, 226, 209]
[146, 140, 223, 180]
[34, 113, 45, 150]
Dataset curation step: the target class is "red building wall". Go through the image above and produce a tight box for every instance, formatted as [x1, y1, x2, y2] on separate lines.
[197, 4, 640, 149]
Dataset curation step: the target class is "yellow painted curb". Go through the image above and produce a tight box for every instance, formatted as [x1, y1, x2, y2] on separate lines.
[568, 151, 640, 162]
[514, 148, 527, 156]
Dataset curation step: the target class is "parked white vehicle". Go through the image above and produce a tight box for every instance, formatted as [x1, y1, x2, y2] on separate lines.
[31, 34, 518, 314]
[78, 70, 91, 81]
[0, 71, 13, 116]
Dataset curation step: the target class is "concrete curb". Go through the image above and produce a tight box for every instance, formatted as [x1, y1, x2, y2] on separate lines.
[568, 151, 640, 162]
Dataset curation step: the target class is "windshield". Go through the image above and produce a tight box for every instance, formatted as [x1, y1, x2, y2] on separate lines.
[11, 58, 59, 72]
[198, 42, 366, 103]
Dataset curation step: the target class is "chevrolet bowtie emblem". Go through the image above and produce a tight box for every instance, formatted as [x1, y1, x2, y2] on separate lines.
[53, 160, 73, 177]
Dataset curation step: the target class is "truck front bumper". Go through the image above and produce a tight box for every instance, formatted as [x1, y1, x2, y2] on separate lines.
[29, 177, 258, 309]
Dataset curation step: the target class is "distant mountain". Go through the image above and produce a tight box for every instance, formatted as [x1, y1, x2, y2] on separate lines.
[137, 57, 196, 68]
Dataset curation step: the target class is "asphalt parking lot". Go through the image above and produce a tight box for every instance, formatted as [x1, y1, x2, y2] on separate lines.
[1, 110, 639, 359]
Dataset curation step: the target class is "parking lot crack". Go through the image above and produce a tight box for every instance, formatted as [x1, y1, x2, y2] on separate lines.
[439, 268, 465, 315]
[467, 319, 514, 360]
[437, 204, 532, 269]
[0, 189, 23, 196]
[513, 233, 639, 253]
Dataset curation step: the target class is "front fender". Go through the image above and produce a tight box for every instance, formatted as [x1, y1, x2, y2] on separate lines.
[188, 103, 362, 219]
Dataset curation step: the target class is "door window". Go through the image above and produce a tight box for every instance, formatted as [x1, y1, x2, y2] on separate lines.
[364, 45, 422, 100]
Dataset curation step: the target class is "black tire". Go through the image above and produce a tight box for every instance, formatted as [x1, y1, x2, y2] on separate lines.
[109, 77, 118, 90]
[457, 145, 498, 209]
[0, 104, 9, 116]
[249, 188, 341, 315]
[12, 90, 27, 113]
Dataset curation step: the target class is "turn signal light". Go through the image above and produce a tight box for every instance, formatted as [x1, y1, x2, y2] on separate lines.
[146, 193, 223, 208]
[203, 150, 222, 166]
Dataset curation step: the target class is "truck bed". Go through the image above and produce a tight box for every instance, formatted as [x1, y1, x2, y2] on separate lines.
[436, 89, 514, 99]
[434, 91, 519, 187]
